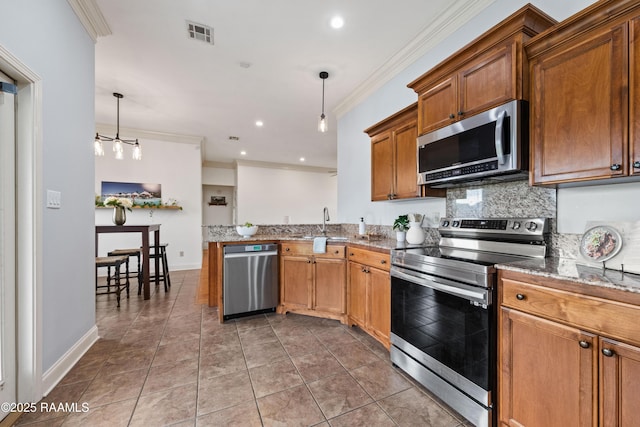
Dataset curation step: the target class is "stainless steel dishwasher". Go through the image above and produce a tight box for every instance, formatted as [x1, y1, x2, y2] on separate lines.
[223, 243, 278, 321]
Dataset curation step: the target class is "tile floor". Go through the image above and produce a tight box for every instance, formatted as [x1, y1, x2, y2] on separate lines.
[14, 269, 471, 426]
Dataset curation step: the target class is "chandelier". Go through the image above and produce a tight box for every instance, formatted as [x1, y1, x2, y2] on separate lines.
[94, 92, 142, 160]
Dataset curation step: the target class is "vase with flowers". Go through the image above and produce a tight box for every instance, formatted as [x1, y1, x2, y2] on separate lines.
[104, 196, 133, 225]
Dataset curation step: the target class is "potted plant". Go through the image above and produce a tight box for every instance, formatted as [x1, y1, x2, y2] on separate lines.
[393, 214, 409, 242]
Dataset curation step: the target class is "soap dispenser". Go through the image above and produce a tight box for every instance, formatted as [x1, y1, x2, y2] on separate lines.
[358, 217, 366, 235]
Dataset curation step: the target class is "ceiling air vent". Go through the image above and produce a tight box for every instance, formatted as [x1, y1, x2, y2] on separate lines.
[186, 20, 214, 45]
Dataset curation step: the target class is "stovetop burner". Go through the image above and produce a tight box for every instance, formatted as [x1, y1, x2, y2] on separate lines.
[391, 217, 550, 288]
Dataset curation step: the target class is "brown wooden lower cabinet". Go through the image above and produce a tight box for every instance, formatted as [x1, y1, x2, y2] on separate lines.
[500, 307, 597, 426]
[347, 247, 391, 348]
[279, 242, 347, 323]
[499, 270, 640, 427]
[599, 338, 640, 426]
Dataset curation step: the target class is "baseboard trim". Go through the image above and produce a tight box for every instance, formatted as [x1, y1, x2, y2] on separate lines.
[41, 325, 99, 396]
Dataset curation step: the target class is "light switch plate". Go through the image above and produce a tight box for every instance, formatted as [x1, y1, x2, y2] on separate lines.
[46, 190, 61, 209]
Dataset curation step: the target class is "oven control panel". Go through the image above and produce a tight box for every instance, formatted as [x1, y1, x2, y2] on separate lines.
[439, 217, 548, 240]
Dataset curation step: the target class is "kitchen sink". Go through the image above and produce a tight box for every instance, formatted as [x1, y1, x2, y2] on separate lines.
[291, 235, 349, 241]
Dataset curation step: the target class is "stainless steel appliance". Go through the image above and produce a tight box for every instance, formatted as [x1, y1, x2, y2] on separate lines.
[390, 218, 548, 427]
[418, 100, 528, 187]
[223, 243, 278, 321]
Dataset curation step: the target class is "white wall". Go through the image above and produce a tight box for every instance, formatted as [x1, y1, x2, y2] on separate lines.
[236, 164, 337, 224]
[95, 137, 202, 270]
[203, 185, 234, 226]
[202, 165, 236, 186]
[557, 182, 640, 233]
[0, 0, 96, 372]
[337, 0, 621, 229]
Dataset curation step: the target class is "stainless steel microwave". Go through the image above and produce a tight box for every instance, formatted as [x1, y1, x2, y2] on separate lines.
[418, 100, 528, 187]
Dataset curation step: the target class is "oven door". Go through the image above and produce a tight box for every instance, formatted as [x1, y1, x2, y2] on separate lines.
[390, 266, 495, 407]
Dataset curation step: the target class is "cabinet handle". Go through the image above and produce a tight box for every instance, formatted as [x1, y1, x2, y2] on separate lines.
[380, 260, 386, 264]
[610, 164, 621, 171]
[361, 267, 366, 273]
[579, 340, 590, 349]
[602, 348, 615, 357]
[516, 293, 525, 300]
[449, 113, 455, 119]
[307, 259, 312, 264]
[334, 250, 339, 254]
[349, 253, 354, 256]
[633, 161, 640, 169]
[458, 111, 464, 116]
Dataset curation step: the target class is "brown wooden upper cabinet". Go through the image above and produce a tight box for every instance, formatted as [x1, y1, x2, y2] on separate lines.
[527, 0, 640, 185]
[408, 5, 556, 136]
[365, 103, 442, 201]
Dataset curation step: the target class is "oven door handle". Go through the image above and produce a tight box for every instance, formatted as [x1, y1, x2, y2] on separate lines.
[391, 268, 490, 307]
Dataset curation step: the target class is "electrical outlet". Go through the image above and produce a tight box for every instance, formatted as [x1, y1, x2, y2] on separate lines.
[46, 190, 61, 209]
[179, 251, 184, 257]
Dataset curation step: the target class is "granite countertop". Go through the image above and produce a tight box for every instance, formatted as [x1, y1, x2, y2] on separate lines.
[208, 234, 402, 252]
[497, 257, 640, 295]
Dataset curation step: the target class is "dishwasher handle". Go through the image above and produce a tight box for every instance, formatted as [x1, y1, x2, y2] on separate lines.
[224, 250, 278, 259]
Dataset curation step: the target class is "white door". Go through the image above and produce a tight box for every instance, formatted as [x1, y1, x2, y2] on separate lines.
[0, 70, 17, 420]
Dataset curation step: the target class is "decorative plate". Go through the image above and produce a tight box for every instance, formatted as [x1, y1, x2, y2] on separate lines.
[580, 225, 623, 262]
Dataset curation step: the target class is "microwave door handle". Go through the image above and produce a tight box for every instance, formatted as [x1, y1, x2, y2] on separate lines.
[495, 109, 507, 165]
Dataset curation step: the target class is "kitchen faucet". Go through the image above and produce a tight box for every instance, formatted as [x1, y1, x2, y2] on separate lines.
[321, 207, 330, 235]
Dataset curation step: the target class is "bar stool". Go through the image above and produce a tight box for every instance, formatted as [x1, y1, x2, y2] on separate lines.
[107, 248, 141, 291]
[95, 255, 129, 307]
[141, 243, 171, 293]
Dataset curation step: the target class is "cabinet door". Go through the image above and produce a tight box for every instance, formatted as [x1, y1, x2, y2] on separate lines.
[313, 258, 346, 314]
[531, 24, 627, 185]
[371, 131, 394, 201]
[418, 75, 457, 135]
[600, 338, 640, 427]
[393, 119, 419, 199]
[348, 262, 367, 328]
[630, 16, 640, 177]
[281, 256, 312, 309]
[500, 308, 597, 427]
[366, 266, 390, 347]
[459, 40, 515, 118]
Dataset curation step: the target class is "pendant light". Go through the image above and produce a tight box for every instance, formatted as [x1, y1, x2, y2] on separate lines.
[94, 92, 142, 160]
[318, 71, 329, 133]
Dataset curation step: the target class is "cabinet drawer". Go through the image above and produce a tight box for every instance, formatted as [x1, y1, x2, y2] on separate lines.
[501, 278, 640, 346]
[347, 247, 390, 272]
[280, 242, 345, 259]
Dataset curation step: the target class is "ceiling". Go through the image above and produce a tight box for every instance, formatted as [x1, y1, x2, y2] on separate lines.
[94, 0, 491, 169]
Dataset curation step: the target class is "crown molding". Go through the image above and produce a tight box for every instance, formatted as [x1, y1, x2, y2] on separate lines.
[333, 0, 496, 118]
[95, 124, 204, 145]
[203, 161, 235, 170]
[235, 159, 335, 174]
[67, 0, 111, 42]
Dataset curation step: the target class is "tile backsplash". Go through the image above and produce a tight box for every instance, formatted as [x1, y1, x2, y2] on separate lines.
[204, 180, 584, 258]
[446, 180, 556, 219]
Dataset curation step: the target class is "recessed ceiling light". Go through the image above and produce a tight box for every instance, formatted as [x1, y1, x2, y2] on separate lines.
[299, 157, 305, 162]
[240, 151, 247, 156]
[330, 15, 344, 29]
[255, 120, 263, 127]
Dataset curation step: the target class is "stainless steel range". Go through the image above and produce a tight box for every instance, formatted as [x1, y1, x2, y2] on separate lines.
[390, 218, 548, 427]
